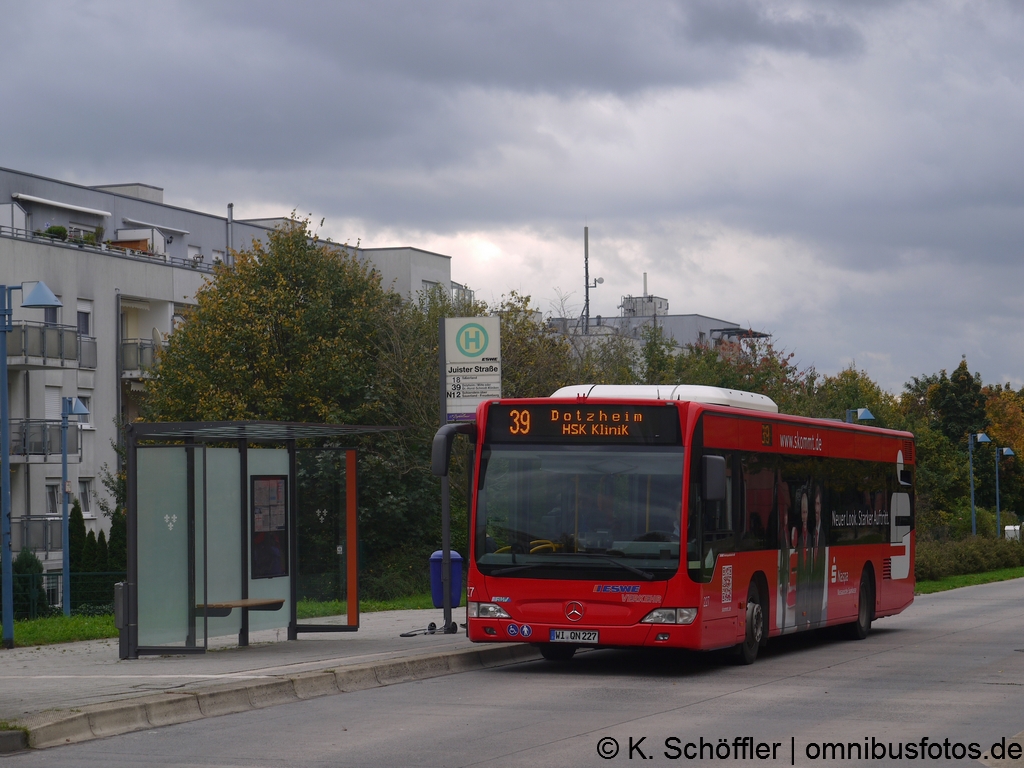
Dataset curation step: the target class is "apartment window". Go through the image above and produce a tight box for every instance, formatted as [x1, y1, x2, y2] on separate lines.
[44, 306, 58, 326]
[77, 299, 93, 336]
[46, 484, 60, 517]
[79, 480, 92, 514]
[77, 395, 91, 426]
[212, 250, 225, 263]
[45, 387, 62, 420]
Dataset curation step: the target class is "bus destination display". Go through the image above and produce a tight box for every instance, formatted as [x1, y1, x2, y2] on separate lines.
[486, 404, 680, 445]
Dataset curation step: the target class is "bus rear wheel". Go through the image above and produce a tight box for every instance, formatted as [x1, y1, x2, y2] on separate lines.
[539, 643, 576, 662]
[736, 584, 764, 665]
[844, 570, 873, 640]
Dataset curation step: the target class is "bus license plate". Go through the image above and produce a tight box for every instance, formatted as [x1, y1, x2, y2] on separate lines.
[550, 629, 598, 643]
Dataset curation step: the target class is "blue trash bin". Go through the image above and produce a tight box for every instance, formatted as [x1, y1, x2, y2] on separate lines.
[429, 550, 463, 609]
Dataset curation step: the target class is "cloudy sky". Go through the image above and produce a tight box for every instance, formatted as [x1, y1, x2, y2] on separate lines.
[2, 0, 1022, 392]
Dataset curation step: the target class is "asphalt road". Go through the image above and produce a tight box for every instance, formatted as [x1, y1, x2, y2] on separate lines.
[7, 579, 1024, 768]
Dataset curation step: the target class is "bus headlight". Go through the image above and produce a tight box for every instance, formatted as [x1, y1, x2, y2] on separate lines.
[468, 602, 511, 619]
[641, 608, 697, 625]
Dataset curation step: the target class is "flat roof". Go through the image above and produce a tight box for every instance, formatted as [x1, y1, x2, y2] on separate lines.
[128, 421, 403, 442]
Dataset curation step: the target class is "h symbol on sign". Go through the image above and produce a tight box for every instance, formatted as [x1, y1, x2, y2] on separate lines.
[463, 329, 482, 352]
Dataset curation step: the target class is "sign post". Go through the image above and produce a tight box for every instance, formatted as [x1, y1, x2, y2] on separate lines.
[438, 317, 501, 632]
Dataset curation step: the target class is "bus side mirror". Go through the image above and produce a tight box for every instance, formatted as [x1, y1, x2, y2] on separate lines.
[899, 469, 912, 487]
[431, 423, 476, 477]
[702, 455, 727, 502]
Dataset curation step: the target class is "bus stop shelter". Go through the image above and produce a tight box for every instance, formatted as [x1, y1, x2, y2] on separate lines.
[120, 421, 399, 659]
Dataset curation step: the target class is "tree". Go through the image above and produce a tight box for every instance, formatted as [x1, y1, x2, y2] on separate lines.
[82, 530, 98, 573]
[107, 510, 127, 572]
[791, 365, 901, 428]
[639, 324, 675, 385]
[145, 221, 394, 424]
[928, 359, 989, 446]
[672, 337, 807, 410]
[495, 292, 573, 398]
[96, 530, 109, 573]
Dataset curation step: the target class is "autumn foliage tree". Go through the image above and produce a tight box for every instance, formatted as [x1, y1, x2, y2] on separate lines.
[146, 222, 393, 423]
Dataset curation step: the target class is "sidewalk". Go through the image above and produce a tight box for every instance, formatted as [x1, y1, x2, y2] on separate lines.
[0, 609, 539, 752]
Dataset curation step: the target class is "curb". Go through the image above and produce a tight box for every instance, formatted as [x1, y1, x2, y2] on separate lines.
[12, 643, 540, 751]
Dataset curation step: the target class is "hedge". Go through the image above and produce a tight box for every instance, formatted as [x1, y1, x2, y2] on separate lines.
[916, 537, 1024, 582]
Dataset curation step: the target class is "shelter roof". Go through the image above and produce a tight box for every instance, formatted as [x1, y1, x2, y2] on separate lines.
[127, 421, 402, 442]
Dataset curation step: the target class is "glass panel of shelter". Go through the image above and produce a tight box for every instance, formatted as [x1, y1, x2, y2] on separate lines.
[136, 445, 207, 651]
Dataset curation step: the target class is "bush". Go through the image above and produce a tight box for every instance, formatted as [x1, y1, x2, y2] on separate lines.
[11, 549, 48, 619]
[44, 225, 67, 241]
[916, 537, 1024, 581]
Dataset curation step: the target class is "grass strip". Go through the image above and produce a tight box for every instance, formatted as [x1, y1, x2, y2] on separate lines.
[915, 566, 1024, 594]
[297, 591, 466, 619]
[13, 614, 117, 647]
[8, 593, 465, 646]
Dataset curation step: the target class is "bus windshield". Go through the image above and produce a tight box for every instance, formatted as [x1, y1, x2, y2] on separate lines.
[475, 445, 684, 580]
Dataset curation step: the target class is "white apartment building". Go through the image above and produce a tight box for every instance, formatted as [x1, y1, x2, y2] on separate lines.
[0, 167, 462, 571]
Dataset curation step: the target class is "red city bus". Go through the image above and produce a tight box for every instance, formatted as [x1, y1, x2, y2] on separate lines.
[439, 384, 914, 663]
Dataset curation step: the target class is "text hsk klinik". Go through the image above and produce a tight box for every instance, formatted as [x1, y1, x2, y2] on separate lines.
[552, 409, 643, 437]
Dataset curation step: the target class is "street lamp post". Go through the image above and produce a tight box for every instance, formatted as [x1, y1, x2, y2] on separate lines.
[582, 226, 603, 335]
[845, 408, 875, 424]
[61, 397, 89, 617]
[1, 281, 62, 648]
[996, 446, 1015, 539]
[969, 432, 991, 537]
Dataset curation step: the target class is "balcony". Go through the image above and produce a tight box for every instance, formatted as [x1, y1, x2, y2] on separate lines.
[79, 335, 97, 369]
[121, 338, 164, 379]
[11, 517, 62, 555]
[8, 419, 80, 463]
[6, 321, 79, 370]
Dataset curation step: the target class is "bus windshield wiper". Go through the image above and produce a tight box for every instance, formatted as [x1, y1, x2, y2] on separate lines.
[492, 555, 653, 580]
[570, 553, 654, 580]
[491, 563, 543, 576]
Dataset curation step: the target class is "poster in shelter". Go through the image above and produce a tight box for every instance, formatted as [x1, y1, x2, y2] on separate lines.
[251, 475, 288, 579]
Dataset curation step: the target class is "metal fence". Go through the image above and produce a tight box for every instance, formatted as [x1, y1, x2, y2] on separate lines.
[0, 572, 126, 620]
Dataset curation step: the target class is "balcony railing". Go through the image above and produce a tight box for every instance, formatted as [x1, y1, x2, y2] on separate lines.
[121, 338, 163, 374]
[79, 335, 97, 369]
[0, 223, 215, 273]
[6, 321, 79, 367]
[9, 419, 79, 457]
[10, 517, 62, 555]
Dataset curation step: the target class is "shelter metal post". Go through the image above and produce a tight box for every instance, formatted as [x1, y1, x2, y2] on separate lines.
[346, 449, 359, 627]
[186, 438, 196, 648]
[287, 440, 298, 641]
[238, 438, 249, 647]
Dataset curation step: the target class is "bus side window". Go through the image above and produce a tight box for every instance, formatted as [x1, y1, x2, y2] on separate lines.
[741, 453, 773, 550]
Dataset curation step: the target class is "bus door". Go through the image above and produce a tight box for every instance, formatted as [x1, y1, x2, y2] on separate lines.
[692, 450, 740, 648]
[889, 451, 912, 580]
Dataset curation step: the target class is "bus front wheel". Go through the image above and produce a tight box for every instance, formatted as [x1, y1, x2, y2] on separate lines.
[735, 583, 764, 665]
[539, 643, 577, 662]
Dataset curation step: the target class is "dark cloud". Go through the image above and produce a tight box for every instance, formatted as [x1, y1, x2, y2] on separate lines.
[0, 0, 1022, 390]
